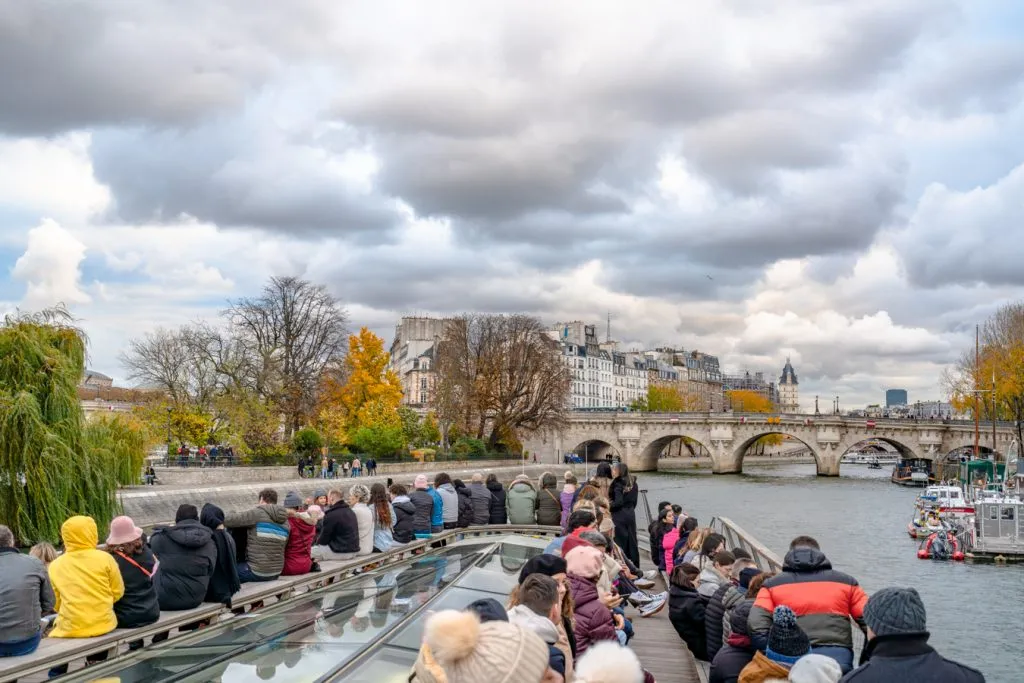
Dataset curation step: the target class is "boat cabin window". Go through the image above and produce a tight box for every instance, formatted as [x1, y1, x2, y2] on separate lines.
[989, 506, 999, 520]
[1001, 506, 1015, 521]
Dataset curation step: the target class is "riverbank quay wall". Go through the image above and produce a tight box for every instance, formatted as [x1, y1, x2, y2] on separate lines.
[122, 463, 556, 528]
[524, 413, 1013, 476]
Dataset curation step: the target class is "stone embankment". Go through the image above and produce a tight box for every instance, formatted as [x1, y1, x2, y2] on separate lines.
[123, 463, 560, 528]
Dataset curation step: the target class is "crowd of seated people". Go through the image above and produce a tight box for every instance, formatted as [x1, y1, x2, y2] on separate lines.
[0, 471, 986, 683]
[648, 499, 985, 682]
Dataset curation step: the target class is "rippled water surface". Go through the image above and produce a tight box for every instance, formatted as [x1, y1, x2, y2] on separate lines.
[637, 463, 1020, 683]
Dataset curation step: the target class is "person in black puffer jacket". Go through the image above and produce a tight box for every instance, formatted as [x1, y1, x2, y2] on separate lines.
[200, 504, 240, 607]
[668, 563, 708, 661]
[409, 475, 435, 537]
[149, 504, 217, 611]
[486, 474, 507, 524]
[105, 516, 159, 629]
[389, 484, 417, 543]
[453, 479, 474, 528]
[709, 600, 756, 683]
[536, 472, 563, 527]
[704, 559, 754, 661]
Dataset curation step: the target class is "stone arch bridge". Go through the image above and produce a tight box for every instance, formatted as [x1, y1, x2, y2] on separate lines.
[522, 412, 1013, 476]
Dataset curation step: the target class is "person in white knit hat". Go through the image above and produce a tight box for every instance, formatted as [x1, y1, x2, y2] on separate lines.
[574, 641, 645, 683]
[410, 609, 555, 683]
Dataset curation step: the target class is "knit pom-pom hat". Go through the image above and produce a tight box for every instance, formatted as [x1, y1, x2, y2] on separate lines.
[574, 641, 644, 683]
[766, 605, 811, 666]
[414, 610, 550, 683]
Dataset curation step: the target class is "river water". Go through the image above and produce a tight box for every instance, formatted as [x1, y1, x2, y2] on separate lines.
[637, 463, 1019, 683]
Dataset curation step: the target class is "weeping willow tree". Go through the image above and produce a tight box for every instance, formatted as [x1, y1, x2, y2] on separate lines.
[0, 308, 147, 545]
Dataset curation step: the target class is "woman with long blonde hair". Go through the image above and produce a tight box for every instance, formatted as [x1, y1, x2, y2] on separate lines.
[681, 527, 712, 566]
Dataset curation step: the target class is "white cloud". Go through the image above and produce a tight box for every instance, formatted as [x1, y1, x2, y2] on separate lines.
[12, 219, 92, 309]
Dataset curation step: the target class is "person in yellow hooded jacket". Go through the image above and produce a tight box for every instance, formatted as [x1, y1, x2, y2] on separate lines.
[48, 516, 125, 639]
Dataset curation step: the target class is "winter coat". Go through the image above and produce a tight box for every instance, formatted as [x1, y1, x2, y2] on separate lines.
[487, 480, 508, 524]
[506, 480, 538, 525]
[149, 519, 217, 610]
[392, 495, 417, 543]
[409, 489, 435, 534]
[200, 504, 240, 606]
[840, 632, 985, 683]
[706, 582, 746, 661]
[663, 527, 680, 574]
[352, 503, 374, 556]
[0, 548, 54, 642]
[468, 482, 492, 525]
[649, 520, 672, 570]
[567, 573, 617, 658]
[749, 547, 868, 651]
[282, 514, 317, 576]
[317, 500, 360, 554]
[669, 583, 708, 661]
[508, 604, 566, 677]
[698, 565, 730, 601]
[437, 483, 460, 525]
[737, 651, 790, 683]
[111, 546, 160, 628]
[710, 634, 756, 683]
[455, 487, 474, 528]
[559, 485, 576, 529]
[223, 504, 291, 579]
[48, 516, 125, 638]
[428, 487, 445, 528]
[537, 479, 563, 527]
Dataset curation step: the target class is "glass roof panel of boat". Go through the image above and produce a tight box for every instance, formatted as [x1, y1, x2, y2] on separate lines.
[70, 534, 550, 683]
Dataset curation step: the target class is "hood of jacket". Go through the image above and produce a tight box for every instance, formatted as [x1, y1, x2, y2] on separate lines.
[562, 483, 576, 494]
[200, 503, 226, 531]
[160, 519, 214, 548]
[259, 504, 290, 524]
[510, 480, 535, 492]
[782, 546, 832, 573]
[439, 483, 456, 494]
[392, 495, 415, 510]
[567, 572, 600, 606]
[486, 480, 504, 492]
[61, 515, 99, 551]
[507, 604, 559, 644]
[289, 513, 315, 530]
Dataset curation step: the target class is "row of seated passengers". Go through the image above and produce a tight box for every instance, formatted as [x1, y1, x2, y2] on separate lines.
[645, 501, 985, 683]
[0, 470, 586, 665]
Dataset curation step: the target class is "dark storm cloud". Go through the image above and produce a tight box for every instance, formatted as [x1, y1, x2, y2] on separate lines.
[0, 2, 332, 136]
[89, 116, 400, 237]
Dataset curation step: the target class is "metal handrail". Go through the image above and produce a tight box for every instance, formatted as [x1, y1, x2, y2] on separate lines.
[0, 525, 562, 682]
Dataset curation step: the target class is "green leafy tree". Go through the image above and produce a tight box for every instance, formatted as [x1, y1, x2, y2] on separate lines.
[398, 406, 423, 447]
[293, 427, 324, 456]
[352, 424, 404, 459]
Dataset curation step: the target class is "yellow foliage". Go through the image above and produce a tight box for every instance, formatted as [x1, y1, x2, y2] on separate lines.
[318, 327, 403, 442]
[645, 384, 703, 411]
[727, 390, 774, 413]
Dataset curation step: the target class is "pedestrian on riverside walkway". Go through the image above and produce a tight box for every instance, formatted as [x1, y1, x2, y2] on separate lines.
[609, 463, 639, 567]
[351, 457, 361, 477]
[748, 536, 867, 674]
[0, 524, 54, 657]
[838, 587, 984, 683]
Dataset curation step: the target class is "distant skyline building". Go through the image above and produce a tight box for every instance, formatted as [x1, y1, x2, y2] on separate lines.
[778, 358, 799, 412]
[886, 389, 908, 407]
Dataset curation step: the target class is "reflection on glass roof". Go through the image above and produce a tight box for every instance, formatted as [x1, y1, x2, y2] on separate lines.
[73, 535, 551, 683]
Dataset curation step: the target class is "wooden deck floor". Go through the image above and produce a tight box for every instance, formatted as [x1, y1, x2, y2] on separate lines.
[629, 561, 707, 683]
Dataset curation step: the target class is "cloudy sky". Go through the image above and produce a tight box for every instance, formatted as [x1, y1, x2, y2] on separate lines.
[2, 0, 1023, 410]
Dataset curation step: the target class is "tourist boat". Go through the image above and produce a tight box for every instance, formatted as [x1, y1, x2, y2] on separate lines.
[892, 458, 935, 487]
[867, 457, 882, 469]
[907, 509, 945, 539]
[916, 485, 974, 518]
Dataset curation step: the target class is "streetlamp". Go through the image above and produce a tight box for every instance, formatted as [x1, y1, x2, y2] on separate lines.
[166, 406, 173, 461]
[814, 395, 819, 415]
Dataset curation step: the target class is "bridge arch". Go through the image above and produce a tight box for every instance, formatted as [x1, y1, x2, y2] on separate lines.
[730, 431, 828, 475]
[570, 439, 621, 463]
[641, 434, 713, 466]
[841, 437, 916, 459]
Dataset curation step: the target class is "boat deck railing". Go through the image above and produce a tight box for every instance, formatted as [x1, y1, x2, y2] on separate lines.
[0, 524, 561, 683]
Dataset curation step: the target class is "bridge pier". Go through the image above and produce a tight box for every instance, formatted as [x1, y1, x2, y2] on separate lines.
[711, 441, 742, 474]
[814, 447, 842, 477]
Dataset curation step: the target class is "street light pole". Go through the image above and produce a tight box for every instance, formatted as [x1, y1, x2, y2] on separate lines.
[166, 406, 173, 456]
[815, 395, 819, 415]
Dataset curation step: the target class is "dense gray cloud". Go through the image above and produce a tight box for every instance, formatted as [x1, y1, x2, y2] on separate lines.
[2, 0, 1023, 408]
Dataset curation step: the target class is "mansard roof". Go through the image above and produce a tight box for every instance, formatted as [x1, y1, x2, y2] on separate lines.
[780, 357, 798, 385]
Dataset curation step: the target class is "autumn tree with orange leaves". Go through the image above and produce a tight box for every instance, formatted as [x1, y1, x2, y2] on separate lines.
[318, 327, 403, 452]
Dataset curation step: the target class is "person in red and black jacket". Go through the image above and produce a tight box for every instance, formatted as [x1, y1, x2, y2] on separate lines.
[748, 535, 867, 674]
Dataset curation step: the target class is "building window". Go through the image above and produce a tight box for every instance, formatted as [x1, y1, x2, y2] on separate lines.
[420, 378, 428, 390]
[419, 392, 426, 404]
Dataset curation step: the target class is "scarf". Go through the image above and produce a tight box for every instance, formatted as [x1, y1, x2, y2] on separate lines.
[201, 503, 241, 599]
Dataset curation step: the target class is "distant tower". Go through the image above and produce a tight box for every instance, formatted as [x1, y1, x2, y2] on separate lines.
[779, 357, 799, 412]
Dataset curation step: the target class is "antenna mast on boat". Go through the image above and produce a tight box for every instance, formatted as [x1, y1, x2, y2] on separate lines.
[974, 324, 980, 460]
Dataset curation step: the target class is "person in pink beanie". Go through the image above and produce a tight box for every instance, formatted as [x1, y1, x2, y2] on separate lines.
[565, 542, 618, 657]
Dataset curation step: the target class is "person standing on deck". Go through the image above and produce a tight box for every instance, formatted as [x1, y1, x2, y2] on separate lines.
[748, 536, 867, 674]
[608, 463, 640, 567]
